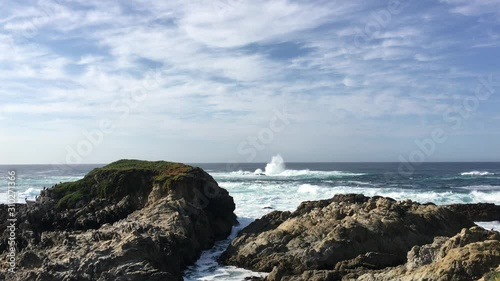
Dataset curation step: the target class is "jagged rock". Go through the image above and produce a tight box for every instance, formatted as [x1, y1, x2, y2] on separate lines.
[356, 226, 500, 281]
[220, 194, 476, 280]
[0, 160, 236, 281]
[446, 203, 500, 222]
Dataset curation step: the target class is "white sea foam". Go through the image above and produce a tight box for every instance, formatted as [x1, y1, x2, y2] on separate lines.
[0, 187, 42, 204]
[453, 185, 500, 191]
[460, 171, 494, 176]
[264, 154, 286, 175]
[254, 168, 264, 174]
[297, 184, 319, 194]
[475, 221, 500, 232]
[20, 187, 42, 200]
[469, 190, 500, 204]
[184, 217, 267, 281]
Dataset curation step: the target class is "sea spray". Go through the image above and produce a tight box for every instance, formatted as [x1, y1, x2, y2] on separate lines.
[264, 155, 286, 175]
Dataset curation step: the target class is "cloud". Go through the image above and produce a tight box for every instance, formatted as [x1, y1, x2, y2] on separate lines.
[0, 0, 499, 163]
[440, 0, 500, 16]
[414, 53, 439, 62]
[178, 0, 354, 48]
[342, 78, 356, 87]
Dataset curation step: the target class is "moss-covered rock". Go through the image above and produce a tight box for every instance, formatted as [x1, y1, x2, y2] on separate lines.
[50, 159, 195, 210]
[0, 159, 236, 281]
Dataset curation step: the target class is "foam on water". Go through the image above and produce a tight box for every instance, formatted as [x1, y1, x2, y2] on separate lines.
[453, 185, 500, 191]
[185, 176, 500, 280]
[475, 221, 500, 231]
[2, 162, 499, 280]
[0, 175, 84, 204]
[214, 169, 365, 180]
[461, 171, 495, 176]
[184, 217, 267, 281]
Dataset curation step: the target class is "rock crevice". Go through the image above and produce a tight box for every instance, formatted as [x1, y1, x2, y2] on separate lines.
[220, 194, 500, 281]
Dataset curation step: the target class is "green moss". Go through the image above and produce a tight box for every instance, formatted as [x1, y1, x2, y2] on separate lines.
[485, 272, 500, 281]
[51, 159, 195, 210]
[93, 159, 189, 172]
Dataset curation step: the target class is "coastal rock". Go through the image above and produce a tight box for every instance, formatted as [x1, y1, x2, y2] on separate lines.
[0, 160, 236, 281]
[269, 227, 500, 281]
[446, 203, 500, 222]
[356, 226, 500, 281]
[220, 194, 476, 280]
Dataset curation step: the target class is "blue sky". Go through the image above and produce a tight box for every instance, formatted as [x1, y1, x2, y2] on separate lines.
[1, 0, 499, 164]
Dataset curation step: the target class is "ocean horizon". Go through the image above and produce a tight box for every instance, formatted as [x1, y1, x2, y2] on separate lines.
[2, 157, 499, 280]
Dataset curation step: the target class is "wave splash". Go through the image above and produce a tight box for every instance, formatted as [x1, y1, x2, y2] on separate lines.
[264, 154, 286, 175]
[249, 155, 364, 178]
[460, 171, 494, 176]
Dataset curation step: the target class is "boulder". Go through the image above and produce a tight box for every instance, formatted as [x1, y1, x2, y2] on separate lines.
[220, 194, 476, 280]
[272, 225, 500, 281]
[446, 203, 500, 222]
[0, 159, 236, 281]
[356, 226, 500, 281]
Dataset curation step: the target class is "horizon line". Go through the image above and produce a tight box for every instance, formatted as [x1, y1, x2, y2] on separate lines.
[1, 160, 500, 166]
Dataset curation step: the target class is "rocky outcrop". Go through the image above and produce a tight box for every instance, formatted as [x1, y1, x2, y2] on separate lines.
[446, 203, 500, 222]
[0, 160, 236, 281]
[266, 227, 500, 281]
[356, 226, 500, 281]
[220, 194, 478, 280]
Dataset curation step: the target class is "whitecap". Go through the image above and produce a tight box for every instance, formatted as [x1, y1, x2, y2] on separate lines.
[475, 221, 500, 232]
[460, 171, 494, 176]
[453, 185, 500, 191]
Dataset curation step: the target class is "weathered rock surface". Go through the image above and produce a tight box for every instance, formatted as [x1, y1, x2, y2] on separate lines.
[269, 227, 500, 281]
[355, 226, 500, 281]
[220, 194, 479, 280]
[446, 203, 500, 222]
[0, 160, 236, 281]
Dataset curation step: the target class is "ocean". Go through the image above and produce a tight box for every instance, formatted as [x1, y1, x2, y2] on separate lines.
[1, 157, 500, 280]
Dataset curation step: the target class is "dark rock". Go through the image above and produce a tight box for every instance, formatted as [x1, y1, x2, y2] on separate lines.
[0, 159, 236, 281]
[356, 226, 500, 281]
[446, 203, 500, 222]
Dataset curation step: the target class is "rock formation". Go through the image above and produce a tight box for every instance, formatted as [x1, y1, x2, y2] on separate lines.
[446, 203, 500, 222]
[260, 227, 500, 281]
[220, 194, 498, 280]
[355, 226, 500, 281]
[0, 160, 236, 281]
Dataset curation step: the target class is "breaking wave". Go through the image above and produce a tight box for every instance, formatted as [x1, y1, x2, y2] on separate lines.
[460, 171, 494, 176]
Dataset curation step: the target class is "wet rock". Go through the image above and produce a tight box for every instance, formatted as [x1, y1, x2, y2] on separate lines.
[220, 194, 476, 280]
[0, 160, 236, 281]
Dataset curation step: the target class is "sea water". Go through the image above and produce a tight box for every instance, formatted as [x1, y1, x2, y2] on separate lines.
[1, 158, 499, 280]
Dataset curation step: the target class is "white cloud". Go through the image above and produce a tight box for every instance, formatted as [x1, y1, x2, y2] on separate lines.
[342, 78, 356, 87]
[414, 53, 438, 62]
[178, 0, 352, 48]
[441, 0, 500, 16]
[0, 0, 499, 163]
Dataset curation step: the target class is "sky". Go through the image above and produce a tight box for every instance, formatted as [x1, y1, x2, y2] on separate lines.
[0, 0, 499, 164]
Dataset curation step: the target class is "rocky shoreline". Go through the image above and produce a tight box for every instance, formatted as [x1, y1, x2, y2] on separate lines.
[1, 160, 499, 280]
[221, 194, 500, 281]
[0, 160, 237, 281]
